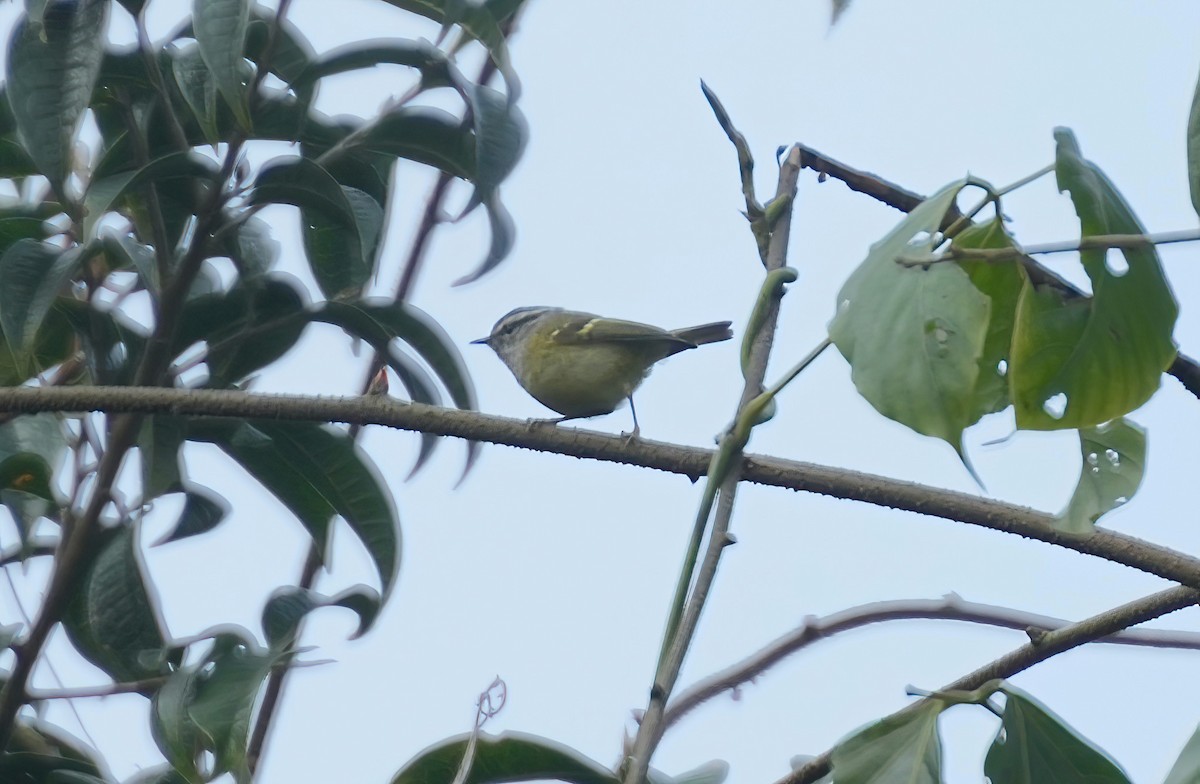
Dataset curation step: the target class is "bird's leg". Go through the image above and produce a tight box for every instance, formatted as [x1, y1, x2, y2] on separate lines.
[621, 396, 641, 440]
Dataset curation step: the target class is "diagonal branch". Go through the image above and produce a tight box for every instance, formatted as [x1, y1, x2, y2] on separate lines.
[793, 142, 1200, 400]
[780, 584, 1200, 784]
[663, 592, 1200, 731]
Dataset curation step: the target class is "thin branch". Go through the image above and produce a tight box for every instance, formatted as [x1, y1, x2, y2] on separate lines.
[625, 146, 803, 784]
[904, 228, 1200, 265]
[1, 387, 1199, 591]
[793, 141, 1200, 400]
[781, 585, 1200, 784]
[663, 592, 1200, 731]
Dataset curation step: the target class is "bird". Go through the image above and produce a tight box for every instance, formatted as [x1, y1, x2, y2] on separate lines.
[472, 306, 733, 436]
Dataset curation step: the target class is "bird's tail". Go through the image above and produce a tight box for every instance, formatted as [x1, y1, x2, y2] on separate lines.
[672, 321, 734, 346]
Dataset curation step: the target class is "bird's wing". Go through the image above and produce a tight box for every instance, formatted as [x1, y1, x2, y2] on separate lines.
[551, 316, 690, 346]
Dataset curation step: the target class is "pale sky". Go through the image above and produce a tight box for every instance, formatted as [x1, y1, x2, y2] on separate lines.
[4, 2, 1200, 783]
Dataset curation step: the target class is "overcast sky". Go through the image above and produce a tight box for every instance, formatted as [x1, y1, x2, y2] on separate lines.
[5, 2, 1200, 783]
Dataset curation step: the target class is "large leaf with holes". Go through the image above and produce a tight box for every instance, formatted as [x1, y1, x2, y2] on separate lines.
[954, 218, 1027, 423]
[1055, 418, 1145, 534]
[985, 685, 1130, 782]
[190, 420, 400, 596]
[390, 731, 618, 784]
[62, 525, 170, 686]
[829, 179, 988, 466]
[829, 701, 945, 784]
[6, 0, 109, 192]
[1009, 129, 1178, 430]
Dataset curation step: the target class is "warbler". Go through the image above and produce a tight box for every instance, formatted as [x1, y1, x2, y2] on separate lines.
[472, 306, 733, 435]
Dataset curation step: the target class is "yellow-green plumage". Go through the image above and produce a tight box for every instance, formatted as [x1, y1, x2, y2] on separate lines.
[473, 307, 732, 430]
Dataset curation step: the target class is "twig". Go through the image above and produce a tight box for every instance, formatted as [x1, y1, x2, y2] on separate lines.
[901, 228, 1200, 265]
[781, 585, 1200, 784]
[663, 592, 1200, 731]
[793, 141, 1200, 400]
[624, 145, 803, 784]
[1, 387, 1199, 591]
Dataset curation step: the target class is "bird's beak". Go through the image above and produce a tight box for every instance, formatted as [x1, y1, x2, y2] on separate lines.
[469, 336, 491, 345]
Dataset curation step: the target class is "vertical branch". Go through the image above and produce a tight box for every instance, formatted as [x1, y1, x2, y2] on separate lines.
[623, 145, 803, 784]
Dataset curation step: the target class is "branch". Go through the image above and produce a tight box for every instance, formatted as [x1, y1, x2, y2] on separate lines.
[663, 592, 1200, 731]
[901, 228, 1200, 265]
[793, 142, 1200, 401]
[781, 585, 1200, 784]
[626, 146, 804, 784]
[0, 386, 1199, 589]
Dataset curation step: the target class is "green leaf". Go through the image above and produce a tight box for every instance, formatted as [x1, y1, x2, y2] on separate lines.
[829, 179, 989, 467]
[85, 151, 221, 239]
[62, 525, 170, 686]
[0, 216, 50, 256]
[261, 584, 381, 650]
[5, 0, 110, 193]
[1009, 129, 1178, 430]
[192, 0, 251, 128]
[355, 106, 476, 180]
[378, 0, 520, 101]
[1166, 720, 1200, 784]
[152, 629, 275, 783]
[251, 156, 379, 297]
[174, 275, 309, 386]
[190, 420, 401, 596]
[314, 298, 478, 477]
[390, 731, 618, 784]
[139, 416, 185, 501]
[829, 701, 945, 784]
[467, 83, 527, 199]
[0, 412, 66, 507]
[954, 218, 1027, 422]
[453, 196, 516, 285]
[154, 485, 230, 546]
[170, 42, 221, 147]
[1189, 63, 1200, 222]
[314, 299, 476, 411]
[1055, 418, 1146, 534]
[0, 294, 74, 388]
[244, 4, 314, 84]
[301, 185, 384, 299]
[289, 39, 457, 117]
[223, 214, 280, 279]
[985, 685, 1130, 783]
[0, 239, 92, 356]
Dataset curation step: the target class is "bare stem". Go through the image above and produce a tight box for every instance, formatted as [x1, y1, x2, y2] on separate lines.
[663, 592, 1200, 731]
